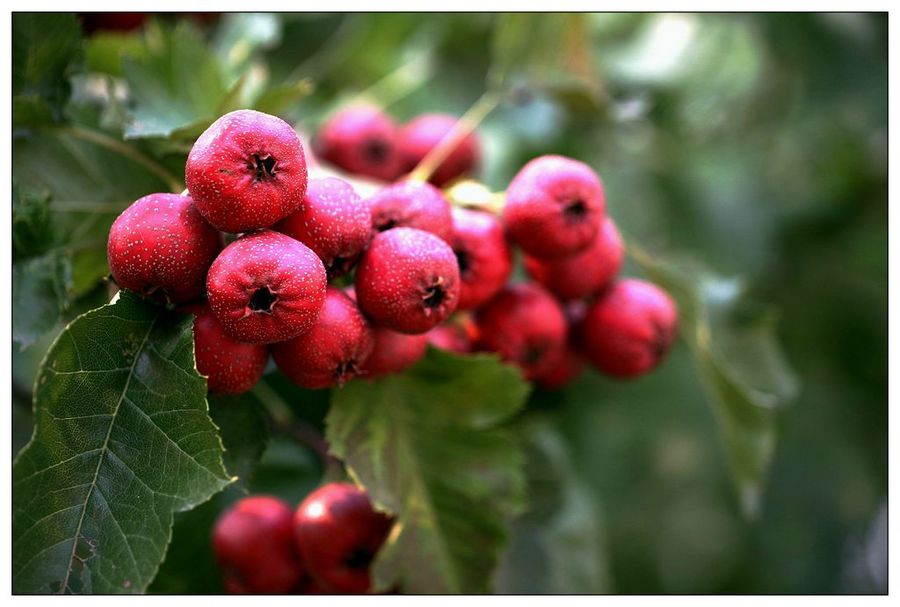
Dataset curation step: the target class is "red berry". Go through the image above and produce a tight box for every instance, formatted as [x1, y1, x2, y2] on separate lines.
[275, 177, 371, 278]
[294, 483, 392, 594]
[355, 227, 460, 334]
[397, 113, 480, 186]
[271, 287, 374, 389]
[180, 301, 269, 394]
[366, 180, 453, 242]
[213, 496, 304, 594]
[524, 217, 623, 301]
[186, 109, 307, 233]
[360, 328, 428, 378]
[427, 320, 476, 354]
[475, 283, 567, 380]
[577, 278, 678, 378]
[532, 343, 584, 389]
[450, 207, 512, 310]
[107, 193, 222, 304]
[314, 105, 402, 181]
[206, 230, 326, 344]
[502, 155, 606, 259]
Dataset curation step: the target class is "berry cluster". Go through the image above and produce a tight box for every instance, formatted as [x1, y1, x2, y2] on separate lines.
[105, 107, 677, 396]
[212, 483, 392, 594]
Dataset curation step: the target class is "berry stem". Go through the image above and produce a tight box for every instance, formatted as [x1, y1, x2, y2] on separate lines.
[408, 91, 500, 184]
[356, 53, 434, 110]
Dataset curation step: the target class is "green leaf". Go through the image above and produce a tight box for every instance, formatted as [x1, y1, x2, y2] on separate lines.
[253, 79, 316, 116]
[213, 13, 282, 78]
[12, 291, 231, 594]
[327, 348, 531, 594]
[85, 32, 148, 78]
[208, 393, 270, 486]
[12, 13, 83, 123]
[13, 183, 54, 259]
[122, 21, 230, 139]
[497, 418, 611, 594]
[12, 251, 72, 350]
[628, 243, 799, 518]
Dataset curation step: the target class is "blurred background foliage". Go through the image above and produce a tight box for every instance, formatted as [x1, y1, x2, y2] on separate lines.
[12, 13, 886, 594]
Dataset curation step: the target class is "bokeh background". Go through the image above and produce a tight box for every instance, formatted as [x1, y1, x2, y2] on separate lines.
[12, 13, 887, 594]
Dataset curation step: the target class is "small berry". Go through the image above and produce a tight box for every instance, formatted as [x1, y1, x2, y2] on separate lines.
[577, 278, 678, 378]
[186, 109, 307, 233]
[533, 343, 584, 390]
[397, 113, 480, 186]
[294, 483, 393, 594]
[366, 181, 453, 242]
[107, 193, 222, 304]
[314, 104, 402, 181]
[271, 287, 374, 389]
[450, 207, 513, 310]
[355, 227, 460, 334]
[502, 155, 606, 259]
[276, 177, 371, 278]
[475, 283, 567, 380]
[180, 302, 268, 394]
[206, 230, 326, 344]
[524, 217, 623, 300]
[360, 328, 429, 378]
[213, 496, 304, 594]
[427, 318, 477, 354]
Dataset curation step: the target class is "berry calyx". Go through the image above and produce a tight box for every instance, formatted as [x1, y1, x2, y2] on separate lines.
[502, 155, 606, 259]
[180, 301, 269, 394]
[355, 227, 460, 334]
[365, 180, 453, 242]
[294, 483, 393, 594]
[314, 104, 402, 181]
[271, 287, 374, 389]
[212, 496, 305, 594]
[397, 113, 481, 187]
[576, 278, 678, 378]
[449, 207, 513, 310]
[206, 230, 327, 344]
[360, 328, 429, 378]
[107, 193, 222, 304]
[186, 109, 307, 233]
[275, 177, 372, 278]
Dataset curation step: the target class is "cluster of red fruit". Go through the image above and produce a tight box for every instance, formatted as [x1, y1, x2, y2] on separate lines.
[213, 483, 392, 594]
[105, 107, 676, 396]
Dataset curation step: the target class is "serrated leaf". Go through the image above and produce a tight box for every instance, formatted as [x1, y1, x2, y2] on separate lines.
[628, 243, 799, 518]
[122, 21, 230, 139]
[12, 251, 72, 350]
[208, 393, 270, 486]
[12, 291, 231, 594]
[327, 348, 531, 594]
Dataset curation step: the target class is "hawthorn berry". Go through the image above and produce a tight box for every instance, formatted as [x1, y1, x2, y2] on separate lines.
[427, 318, 477, 354]
[397, 113, 481, 186]
[366, 180, 453, 242]
[532, 343, 584, 390]
[503, 155, 606, 259]
[524, 216, 624, 301]
[106, 193, 222, 304]
[449, 207, 513, 310]
[294, 483, 393, 594]
[360, 328, 429, 378]
[475, 283, 567, 380]
[355, 227, 460, 334]
[314, 104, 402, 181]
[186, 109, 307, 233]
[271, 287, 374, 389]
[577, 278, 678, 378]
[180, 301, 268, 395]
[276, 177, 371, 278]
[213, 496, 305, 594]
[206, 230, 327, 344]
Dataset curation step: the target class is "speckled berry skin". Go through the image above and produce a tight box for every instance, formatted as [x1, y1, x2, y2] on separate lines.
[107, 193, 222, 304]
[271, 287, 374, 389]
[365, 181, 453, 242]
[355, 227, 460, 335]
[475, 283, 567, 380]
[179, 301, 268, 394]
[360, 328, 428, 378]
[213, 496, 305, 594]
[577, 278, 678, 378]
[294, 483, 392, 594]
[206, 230, 326, 344]
[275, 177, 371, 278]
[503, 155, 606, 259]
[450, 207, 513, 310]
[533, 343, 584, 389]
[185, 109, 307, 233]
[314, 105, 402, 181]
[524, 217, 623, 301]
[397, 113, 481, 187]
